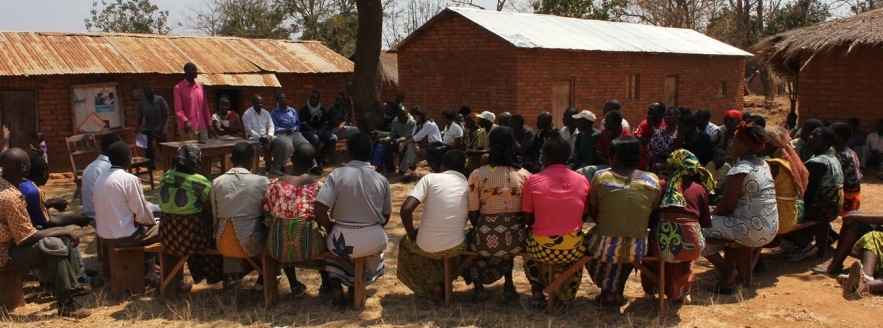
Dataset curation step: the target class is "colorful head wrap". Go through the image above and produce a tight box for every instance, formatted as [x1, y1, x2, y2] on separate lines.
[661, 149, 716, 208]
[766, 127, 809, 196]
[733, 121, 766, 154]
[724, 109, 743, 121]
[176, 144, 202, 172]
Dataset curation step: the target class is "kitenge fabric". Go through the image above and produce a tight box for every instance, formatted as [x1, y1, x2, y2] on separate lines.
[655, 216, 704, 263]
[159, 212, 223, 284]
[851, 231, 883, 278]
[266, 217, 326, 266]
[396, 236, 467, 295]
[584, 227, 647, 264]
[462, 228, 514, 285]
[469, 212, 526, 257]
[158, 170, 212, 215]
[524, 230, 586, 301]
[661, 149, 715, 209]
[324, 221, 387, 287]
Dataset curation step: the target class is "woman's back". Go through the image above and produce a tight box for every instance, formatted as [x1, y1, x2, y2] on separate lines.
[264, 178, 323, 220]
[590, 169, 661, 239]
[767, 158, 799, 234]
[468, 165, 531, 214]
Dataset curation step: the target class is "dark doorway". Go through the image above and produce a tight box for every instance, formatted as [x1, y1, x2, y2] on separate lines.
[0, 89, 38, 150]
[214, 89, 241, 115]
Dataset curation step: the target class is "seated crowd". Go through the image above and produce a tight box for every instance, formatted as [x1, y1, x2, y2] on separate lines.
[4, 93, 883, 319]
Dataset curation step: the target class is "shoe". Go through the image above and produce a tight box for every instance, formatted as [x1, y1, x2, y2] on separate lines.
[786, 244, 818, 262]
[58, 300, 91, 318]
[291, 281, 306, 298]
[70, 284, 92, 297]
[253, 283, 264, 292]
[177, 282, 192, 294]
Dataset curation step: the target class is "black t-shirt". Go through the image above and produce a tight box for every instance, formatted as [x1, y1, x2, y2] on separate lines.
[299, 105, 328, 129]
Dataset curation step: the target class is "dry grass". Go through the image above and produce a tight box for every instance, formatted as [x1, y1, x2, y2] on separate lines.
[3, 103, 883, 327]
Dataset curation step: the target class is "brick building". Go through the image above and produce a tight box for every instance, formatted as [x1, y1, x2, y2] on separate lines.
[755, 8, 883, 127]
[393, 7, 750, 128]
[0, 32, 352, 171]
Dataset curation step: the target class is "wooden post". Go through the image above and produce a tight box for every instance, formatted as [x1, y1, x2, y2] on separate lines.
[262, 253, 279, 308]
[353, 257, 367, 310]
[443, 257, 453, 307]
[0, 269, 25, 310]
[658, 258, 665, 315]
[159, 253, 187, 297]
[99, 238, 111, 278]
[546, 263, 556, 314]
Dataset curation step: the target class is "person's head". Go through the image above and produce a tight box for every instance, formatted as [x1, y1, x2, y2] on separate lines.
[509, 114, 526, 132]
[384, 101, 397, 116]
[27, 156, 49, 186]
[175, 144, 202, 174]
[107, 141, 132, 169]
[747, 115, 766, 128]
[696, 108, 712, 127]
[218, 95, 231, 112]
[536, 112, 553, 130]
[723, 109, 742, 131]
[230, 141, 255, 169]
[464, 113, 477, 130]
[410, 106, 428, 124]
[847, 117, 860, 132]
[786, 112, 798, 128]
[100, 133, 122, 155]
[395, 91, 405, 104]
[799, 119, 823, 141]
[808, 126, 835, 154]
[562, 107, 579, 129]
[678, 113, 697, 137]
[143, 84, 155, 101]
[477, 111, 495, 130]
[678, 106, 692, 118]
[33, 132, 45, 142]
[663, 107, 680, 127]
[603, 99, 621, 114]
[541, 132, 571, 167]
[441, 149, 467, 175]
[396, 107, 409, 122]
[741, 110, 751, 122]
[487, 126, 518, 168]
[572, 110, 596, 132]
[441, 109, 457, 127]
[712, 148, 728, 167]
[291, 142, 316, 170]
[0, 148, 31, 183]
[609, 136, 641, 169]
[334, 92, 346, 106]
[454, 113, 464, 126]
[252, 94, 264, 111]
[604, 110, 623, 135]
[184, 62, 198, 82]
[308, 91, 320, 107]
[831, 122, 853, 149]
[732, 121, 767, 158]
[647, 102, 666, 124]
[458, 106, 472, 117]
[275, 92, 287, 108]
[346, 133, 373, 161]
[497, 112, 512, 127]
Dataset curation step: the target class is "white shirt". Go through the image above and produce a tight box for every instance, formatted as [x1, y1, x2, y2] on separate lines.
[409, 171, 469, 252]
[242, 107, 275, 138]
[442, 122, 464, 146]
[704, 123, 721, 140]
[82, 155, 111, 218]
[599, 119, 631, 132]
[412, 120, 442, 144]
[93, 168, 156, 239]
[559, 127, 579, 150]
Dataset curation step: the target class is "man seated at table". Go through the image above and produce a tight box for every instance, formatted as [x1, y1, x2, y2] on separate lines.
[243, 94, 275, 172]
[269, 92, 309, 175]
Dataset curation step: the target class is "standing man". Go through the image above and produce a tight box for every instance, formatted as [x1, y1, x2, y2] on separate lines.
[327, 92, 360, 140]
[242, 95, 275, 171]
[299, 91, 338, 174]
[269, 92, 308, 175]
[135, 84, 170, 162]
[173, 62, 211, 142]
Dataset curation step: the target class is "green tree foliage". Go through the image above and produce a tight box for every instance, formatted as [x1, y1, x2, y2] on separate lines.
[84, 0, 171, 34]
[216, 0, 292, 39]
[316, 0, 359, 56]
[532, 0, 629, 20]
[764, 0, 829, 35]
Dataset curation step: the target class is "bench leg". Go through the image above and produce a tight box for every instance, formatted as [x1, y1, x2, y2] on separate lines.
[99, 239, 111, 278]
[160, 253, 188, 297]
[443, 257, 453, 307]
[658, 259, 665, 315]
[353, 257, 366, 310]
[0, 269, 25, 310]
[262, 254, 279, 308]
[735, 246, 754, 286]
[109, 249, 147, 295]
[546, 263, 556, 314]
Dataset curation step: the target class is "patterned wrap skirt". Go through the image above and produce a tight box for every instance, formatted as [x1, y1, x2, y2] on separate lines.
[159, 212, 224, 284]
[462, 213, 526, 285]
[851, 231, 883, 278]
[217, 218, 266, 258]
[655, 216, 704, 263]
[267, 216, 326, 267]
[325, 221, 388, 287]
[584, 227, 646, 294]
[524, 230, 586, 301]
[396, 236, 467, 296]
[806, 187, 844, 223]
[842, 189, 861, 217]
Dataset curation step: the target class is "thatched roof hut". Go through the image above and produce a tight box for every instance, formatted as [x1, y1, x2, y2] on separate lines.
[754, 8, 883, 78]
[379, 52, 398, 86]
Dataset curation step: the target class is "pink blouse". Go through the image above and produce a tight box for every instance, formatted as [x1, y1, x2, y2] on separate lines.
[521, 165, 589, 236]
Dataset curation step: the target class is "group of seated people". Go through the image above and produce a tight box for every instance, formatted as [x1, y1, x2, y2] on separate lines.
[4, 96, 883, 319]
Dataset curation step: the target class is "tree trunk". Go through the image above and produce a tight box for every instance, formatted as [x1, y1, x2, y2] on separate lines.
[350, 0, 384, 133]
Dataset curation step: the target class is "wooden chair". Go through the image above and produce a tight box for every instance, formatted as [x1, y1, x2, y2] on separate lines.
[0, 268, 25, 311]
[103, 241, 163, 295]
[123, 128, 155, 190]
[65, 134, 99, 200]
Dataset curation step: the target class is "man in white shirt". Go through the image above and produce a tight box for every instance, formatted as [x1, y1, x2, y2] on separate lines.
[598, 99, 631, 132]
[560, 107, 580, 150]
[396, 150, 469, 301]
[242, 94, 275, 171]
[82, 133, 121, 220]
[696, 108, 720, 140]
[398, 106, 441, 178]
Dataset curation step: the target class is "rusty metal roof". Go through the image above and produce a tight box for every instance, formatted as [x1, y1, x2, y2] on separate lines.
[0, 32, 353, 77]
[200, 73, 281, 87]
[393, 7, 752, 57]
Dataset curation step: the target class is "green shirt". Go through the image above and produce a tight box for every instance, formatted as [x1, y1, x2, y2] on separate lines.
[572, 128, 601, 168]
[389, 114, 416, 141]
[158, 170, 212, 215]
[589, 169, 661, 238]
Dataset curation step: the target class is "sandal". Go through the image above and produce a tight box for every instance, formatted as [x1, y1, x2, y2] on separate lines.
[291, 281, 307, 298]
[529, 297, 548, 309]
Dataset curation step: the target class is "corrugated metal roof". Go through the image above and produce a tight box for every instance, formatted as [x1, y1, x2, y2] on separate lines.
[393, 7, 751, 57]
[199, 73, 281, 87]
[0, 32, 353, 76]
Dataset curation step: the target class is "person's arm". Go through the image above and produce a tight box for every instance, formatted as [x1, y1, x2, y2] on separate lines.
[265, 112, 275, 137]
[244, 112, 261, 138]
[588, 176, 599, 221]
[843, 213, 883, 226]
[227, 113, 243, 134]
[201, 89, 212, 131]
[299, 109, 315, 132]
[272, 111, 286, 135]
[173, 86, 189, 131]
[381, 182, 392, 226]
[401, 196, 421, 240]
[698, 186, 712, 228]
[126, 177, 156, 226]
[467, 172, 481, 227]
[711, 173, 747, 216]
[521, 177, 535, 227]
[314, 201, 332, 231]
[160, 98, 171, 128]
[314, 174, 336, 230]
[1, 125, 9, 154]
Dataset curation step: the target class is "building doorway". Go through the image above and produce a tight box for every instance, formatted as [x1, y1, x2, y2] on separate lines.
[664, 75, 679, 107]
[552, 80, 573, 129]
[0, 89, 37, 150]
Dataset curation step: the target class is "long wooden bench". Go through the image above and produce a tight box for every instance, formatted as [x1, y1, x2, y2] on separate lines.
[0, 268, 25, 311]
[262, 251, 375, 310]
[442, 251, 531, 307]
[102, 241, 163, 295]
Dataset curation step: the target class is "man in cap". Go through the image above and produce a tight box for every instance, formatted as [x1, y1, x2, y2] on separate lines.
[466, 111, 497, 172]
[571, 110, 601, 170]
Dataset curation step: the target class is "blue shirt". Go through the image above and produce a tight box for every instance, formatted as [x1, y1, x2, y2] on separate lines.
[19, 179, 48, 228]
[270, 106, 301, 135]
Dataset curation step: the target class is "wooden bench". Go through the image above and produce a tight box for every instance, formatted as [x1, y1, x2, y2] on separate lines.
[442, 251, 531, 307]
[158, 248, 244, 298]
[706, 240, 760, 286]
[262, 251, 374, 309]
[103, 241, 163, 295]
[781, 220, 829, 258]
[0, 268, 25, 311]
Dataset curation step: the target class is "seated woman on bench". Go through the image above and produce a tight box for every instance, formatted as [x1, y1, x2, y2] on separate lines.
[762, 127, 807, 236]
[702, 121, 778, 293]
[585, 136, 660, 306]
[158, 144, 224, 292]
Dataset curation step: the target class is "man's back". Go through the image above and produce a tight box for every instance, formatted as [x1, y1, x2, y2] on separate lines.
[82, 155, 111, 218]
[410, 171, 468, 253]
[316, 161, 391, 225]
[93, 168, 154, 239]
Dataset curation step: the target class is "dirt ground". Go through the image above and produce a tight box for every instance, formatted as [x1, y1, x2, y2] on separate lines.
[3, 98, 883, 327]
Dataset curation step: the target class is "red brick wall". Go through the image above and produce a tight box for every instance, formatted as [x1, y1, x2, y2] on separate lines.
[0, 72, 348, 172]
[796, 46, 883, 132]
[397, 13, 519, 116]
[397, 11, 746, 129]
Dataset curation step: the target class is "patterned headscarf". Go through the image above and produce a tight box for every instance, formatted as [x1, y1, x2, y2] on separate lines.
[734, 121, 766, 154]
[766, 126, 809, 196]
[175, 144, 202, 172]
[661, 149, 716, 208]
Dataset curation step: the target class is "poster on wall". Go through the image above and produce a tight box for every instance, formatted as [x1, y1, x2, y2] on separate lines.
[72, 83, 122, 132]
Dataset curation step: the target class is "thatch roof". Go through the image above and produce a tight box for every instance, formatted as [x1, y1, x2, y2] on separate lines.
[379, 52, 398, 85]
[754, 8, 883, 78]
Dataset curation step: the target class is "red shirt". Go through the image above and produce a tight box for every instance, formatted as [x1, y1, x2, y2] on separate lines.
[173, 79, 212, 131]
[597, 129, 633, 157]
[635, 119, 665, 170]
[522, 165, 589, 236]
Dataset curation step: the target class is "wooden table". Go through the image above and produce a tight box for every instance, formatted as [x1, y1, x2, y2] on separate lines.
[159, 137, 259, 179]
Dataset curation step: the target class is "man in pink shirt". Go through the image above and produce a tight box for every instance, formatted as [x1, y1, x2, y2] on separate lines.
[173, 62, 212, 141]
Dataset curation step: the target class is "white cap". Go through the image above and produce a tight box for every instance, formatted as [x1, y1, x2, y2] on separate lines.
[477, 111, 496, 123]
[572, 110, 597, 121]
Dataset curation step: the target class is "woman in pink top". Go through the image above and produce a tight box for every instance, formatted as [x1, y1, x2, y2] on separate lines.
[522, 132, 590, 307]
